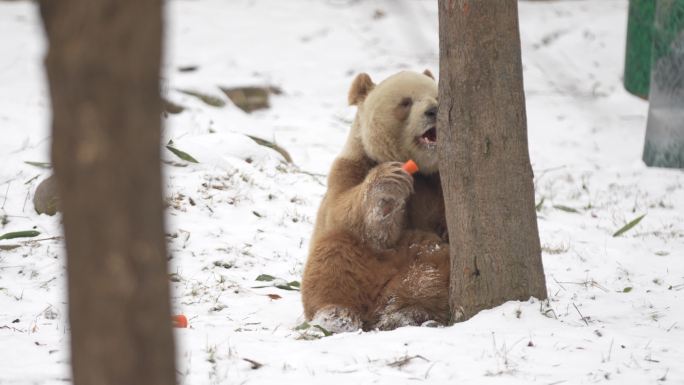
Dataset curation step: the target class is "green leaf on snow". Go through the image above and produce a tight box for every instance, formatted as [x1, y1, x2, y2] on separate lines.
[553, 204, 579, 213]
[24, 161, 51, 169]
[166, 145, 199, 163]
[255, 274, 276, 282]
[612, 214, 646, 237]
[0, 230, 40, 240]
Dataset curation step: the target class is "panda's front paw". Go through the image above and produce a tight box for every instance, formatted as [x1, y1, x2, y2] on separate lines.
[310, 305, 362, 334]
[367, 162, 414, 202]
[363, 162, 413, 249]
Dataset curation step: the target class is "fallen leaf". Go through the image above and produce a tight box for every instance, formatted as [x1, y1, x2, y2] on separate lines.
[613, 214, 646, 237]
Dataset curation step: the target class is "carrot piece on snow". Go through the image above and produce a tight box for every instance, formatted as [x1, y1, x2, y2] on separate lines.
[172, 314, 188, 328]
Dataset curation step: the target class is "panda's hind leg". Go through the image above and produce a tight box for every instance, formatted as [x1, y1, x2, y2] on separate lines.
[372, 232, 450, 330]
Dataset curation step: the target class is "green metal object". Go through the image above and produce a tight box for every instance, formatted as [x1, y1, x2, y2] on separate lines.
[642, 0, 684, 168]
[624, 0, 656, 99]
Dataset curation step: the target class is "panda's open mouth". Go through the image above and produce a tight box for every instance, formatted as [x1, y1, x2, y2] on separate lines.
[418, 126, 437, 145]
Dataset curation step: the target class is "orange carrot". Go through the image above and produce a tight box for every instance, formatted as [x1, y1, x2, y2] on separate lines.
[402, 159, 419, 175]
[172, 314, 188, 328]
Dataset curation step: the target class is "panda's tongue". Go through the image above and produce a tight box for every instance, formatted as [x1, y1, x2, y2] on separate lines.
[420, 127, 437, 144]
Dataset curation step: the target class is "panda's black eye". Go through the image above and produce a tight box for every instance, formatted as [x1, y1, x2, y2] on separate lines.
[399, 97, 412, 108]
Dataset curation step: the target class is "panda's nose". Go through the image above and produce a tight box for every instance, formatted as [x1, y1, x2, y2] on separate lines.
[424, 106, 437, 119]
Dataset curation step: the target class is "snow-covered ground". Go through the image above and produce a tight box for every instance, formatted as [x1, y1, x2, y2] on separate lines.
[1, 0, 683, 383]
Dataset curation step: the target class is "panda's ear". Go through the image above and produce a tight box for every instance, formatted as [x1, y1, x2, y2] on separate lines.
[348, 73, 375, 106]
[422, 69, 435, 80]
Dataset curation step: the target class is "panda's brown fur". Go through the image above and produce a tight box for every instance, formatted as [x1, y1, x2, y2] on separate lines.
[301, 70, 450, 332]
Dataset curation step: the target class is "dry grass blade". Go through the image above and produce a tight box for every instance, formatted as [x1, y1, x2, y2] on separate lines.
[387, 354, 429, 368]
[612, 214, 646, 237]
[22, 236, 63, 243]
[243, 358, 263, 370]
[572, 302, 589, 326]
[556, 278, 608, 292]
[24, 175, 40, 185]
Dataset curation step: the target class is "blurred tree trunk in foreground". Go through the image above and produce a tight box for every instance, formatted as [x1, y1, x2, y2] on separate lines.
[437, 0, 547, 322]
[39, 1, 177, 384]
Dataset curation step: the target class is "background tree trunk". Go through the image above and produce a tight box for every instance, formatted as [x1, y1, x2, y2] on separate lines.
[39, 1, 177, 385]
[437, 0, 547, 322]
[642, 0, 684, 168]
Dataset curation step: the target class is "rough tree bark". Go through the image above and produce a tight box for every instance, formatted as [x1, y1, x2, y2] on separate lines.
[39, 1, 177, 384]
[437, 0, 547, 322]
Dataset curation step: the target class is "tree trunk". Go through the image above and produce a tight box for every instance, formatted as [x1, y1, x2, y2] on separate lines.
[437, 0, 547, 323]
[39, 1, 177, 385]
[642, 0, 684, 168]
